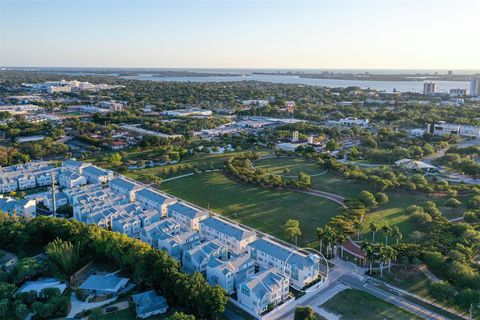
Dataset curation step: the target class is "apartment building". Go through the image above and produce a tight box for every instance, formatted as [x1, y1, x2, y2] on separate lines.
[167, 202, 208, 230]
[200, 217, 256, 254]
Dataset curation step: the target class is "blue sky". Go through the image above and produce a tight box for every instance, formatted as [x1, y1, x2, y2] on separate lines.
[1, 0, 479, 69]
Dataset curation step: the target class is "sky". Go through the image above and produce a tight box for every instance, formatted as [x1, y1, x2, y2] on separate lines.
[0, 0, 479, 70]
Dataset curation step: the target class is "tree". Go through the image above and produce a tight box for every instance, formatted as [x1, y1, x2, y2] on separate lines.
[294, 306, 317, 320]
[0, 282, 15, 300]
[107, 153, 122, 167]
[468, 196, 480, 209]
[381, 224, 392, 245]
[15, 304, 29, 320]
[375, 192, 389, 206]
[353, 218, 362, 240]
[297, 172, 312, 188]
[0, 299, 8, 320]
[168, 312, 196, 320]
[391, 226, 403, 244]
[284, 219, 302, 245]
[445, 198, 461, 208]
[46, 238, 80, 281]
[369, 222, 378, 242]
[361, 241, 375, 275]
[326, 140, 339, 151]
[359, 191, 377, 208]
[316, 227, 324, 253]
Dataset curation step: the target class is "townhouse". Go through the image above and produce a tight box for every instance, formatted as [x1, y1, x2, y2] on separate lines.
[248, 238, 321, 289]
[182, 240, 228, 274]
[200, 217, 256, 254]
[0, 177, 18, 193]
[206, 254, 255, 294]
[43, 191, 68, 211]
[0, 196, 36, 218]
[58, 171, 87, 189]
[83, 166, 113, 184]
[62, 159, 92, 174]
[157, 230, 201, 261]
[167, 202, 208, 230]
[17, 174, 37, 190]
[236, 268, 289, 316]
[109, 177, 141, 202]
[135, 188, 177, 215]
[139, 218, 182, 247]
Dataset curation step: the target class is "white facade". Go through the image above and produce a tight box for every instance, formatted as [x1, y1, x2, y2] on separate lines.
[200, 217, 256, 255]
[471, 79, 480, 97]
[167, 202, 208, 230]
[17, 175, 37, 190]
[206, 254, 255, 294]
[236, 268, 289, 316]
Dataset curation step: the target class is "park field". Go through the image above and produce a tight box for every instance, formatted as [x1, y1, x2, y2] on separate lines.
[322, 289, 422, 320]
[160, 172, 343, 245]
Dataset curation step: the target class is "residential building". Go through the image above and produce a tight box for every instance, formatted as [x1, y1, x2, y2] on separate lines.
[157, 230, 201, 261]
[340, 117, 369, 127]
[249, 238, 321, 289]
[109, 177, 141, 202]
[0, 196, 36, 217]
[182, 240, 228, 274]
[167, 202, 208, 230]
[62, 159, 92, 174]
[471, 79, 480, 97]
[0, 177, 18, 193]
[139, 218, 182, 246]
[423, 82, 436, 96]
[236, 268, 289, 316]
[200, 217, 256, 254]
[450, 88, 467, 97]
[58, 171, 87, 189]
[83, 166, 113, 184]
[17, 174, 37, 190]
[44, 191, 68, 211]
[207, 254, 255, 294]
[135, 188, 176, 215]
[79, 273, 129, 296]
[162, 108, 212, 117]
[427, 122, 480, 138]
[0, 251, 18, 272]
[131, 290, 169, 319]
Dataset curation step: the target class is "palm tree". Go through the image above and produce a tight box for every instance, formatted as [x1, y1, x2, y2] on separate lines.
[360, 240, 371, 268]
[381, 224, 392, 245]
[316, 227, 324, 254]
[392, 226, 403, 244]
[324, 227, 335, 258]
[369, 222, 378, 242]
[334, 233, 346, 258]
[364, 245, 375, 275]
[385, 245, 398, 273]
[378, 245, 389, 277]
[353, 219, 362, 240]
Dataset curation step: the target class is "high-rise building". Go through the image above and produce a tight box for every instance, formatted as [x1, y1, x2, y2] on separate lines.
[423, 82, 436, 96]
[470, 79, 480, 97]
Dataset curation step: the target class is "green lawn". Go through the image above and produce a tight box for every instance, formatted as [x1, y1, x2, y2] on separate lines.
[254, 157, 323, 176]
[160, 172, 343, 245]
[322, 289, 422, 320]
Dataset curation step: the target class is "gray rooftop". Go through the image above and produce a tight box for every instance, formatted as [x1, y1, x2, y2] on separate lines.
[168, 202, 207, 219]
[201, 217, 255, 241]
[132, 290, 168, 316]
[79, 273, 129, 293]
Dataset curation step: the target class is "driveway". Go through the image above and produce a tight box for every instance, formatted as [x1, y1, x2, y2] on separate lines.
[67, 292, 117, 318]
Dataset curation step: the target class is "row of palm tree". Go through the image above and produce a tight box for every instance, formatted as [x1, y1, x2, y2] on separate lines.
[361, 240, 398, 277]
[368, 222, 402, 245]
[316, 226, 347, 258]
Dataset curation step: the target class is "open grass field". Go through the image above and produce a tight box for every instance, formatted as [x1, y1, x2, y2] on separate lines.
[160, 172, 343, 244]
[322, 289, 422, 320]
[254, 156, 323, 176]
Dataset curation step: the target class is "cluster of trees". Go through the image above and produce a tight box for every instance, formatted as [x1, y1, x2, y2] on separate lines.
[0, 214, 227, 318]
[225, 154, 312, 190]
[434, 148, 480, 178]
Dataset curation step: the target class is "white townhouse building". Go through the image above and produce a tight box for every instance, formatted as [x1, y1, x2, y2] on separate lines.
[62, 159, 92, 174]
[17, 174, 37, 190]
[236, 268, 289, 316]
[182, 240, 228, 274]
[200, 217, 256, 255]
[34, 169, 58, 187]
[83, 166, 113, 184]
[207, 254, 255, 294]
[109, 177, 141, 202]
[58, 171, 87, 189]
[139, 218, 182, 247]
[0, 196, 36, 218]
[167, 202, 208, 230]
[249, 238, 321, 289]
[112, 214, 142, 237]
[135, 188, 177, 215]
[43, 191, 68, 211]
[157, 230, 201, 261]
[0, 177, 18, 193]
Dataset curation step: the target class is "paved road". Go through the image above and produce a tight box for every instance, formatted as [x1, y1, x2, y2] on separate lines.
[340, 274, 450, 320]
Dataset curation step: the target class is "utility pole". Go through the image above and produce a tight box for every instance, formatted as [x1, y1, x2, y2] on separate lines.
[51, 171, 57, 216]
